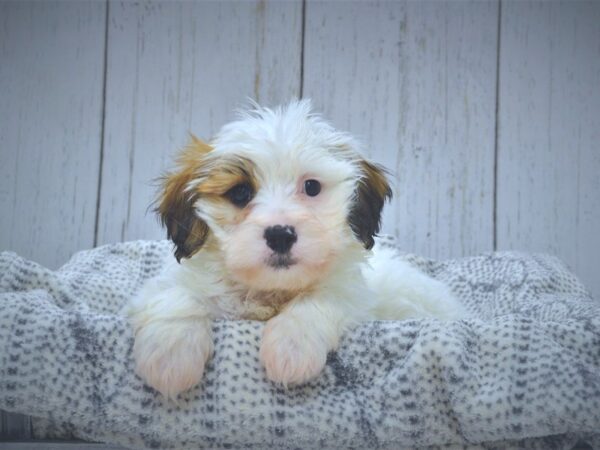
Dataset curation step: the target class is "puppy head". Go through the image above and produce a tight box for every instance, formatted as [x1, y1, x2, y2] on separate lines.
[158, 100, 391, 290]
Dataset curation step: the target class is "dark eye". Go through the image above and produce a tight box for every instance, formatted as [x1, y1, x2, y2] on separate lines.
[226, 182, 254, 207]
[304, 179, 321, 197]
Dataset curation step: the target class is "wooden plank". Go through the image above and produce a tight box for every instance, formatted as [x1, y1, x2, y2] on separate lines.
[0, 412, 30, 440]
[0, 1, 106, 268]
[96, 0, 303, 245]
[496, 1, 600, 300]
[303, 0, 498, 259]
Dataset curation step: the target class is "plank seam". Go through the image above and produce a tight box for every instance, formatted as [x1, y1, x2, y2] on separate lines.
[493, 0, 502, 252]
[93, 0, 110, 247]
[299, 0, 307, 98]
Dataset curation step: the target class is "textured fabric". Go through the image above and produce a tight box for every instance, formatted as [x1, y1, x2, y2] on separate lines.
[0, 239, 599, 450]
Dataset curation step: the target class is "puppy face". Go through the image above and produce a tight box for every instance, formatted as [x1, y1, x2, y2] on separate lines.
[157, 101, 391, 291]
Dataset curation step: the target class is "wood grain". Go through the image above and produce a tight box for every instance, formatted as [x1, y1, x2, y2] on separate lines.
[0, 412, 30, 440]
[496, 1, 600, 299]
[95, 0, 303, 245]
[0, 1, 106, 268]
[303, 0, 499, 259]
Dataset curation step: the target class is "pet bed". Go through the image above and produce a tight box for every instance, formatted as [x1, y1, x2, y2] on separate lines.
[1, 238, 599, 449]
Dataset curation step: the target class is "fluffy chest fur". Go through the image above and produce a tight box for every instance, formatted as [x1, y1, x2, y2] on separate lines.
[163, 241, 368, 322]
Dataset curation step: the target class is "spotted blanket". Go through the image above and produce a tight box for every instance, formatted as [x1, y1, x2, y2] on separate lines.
[1, 239, 599, 449]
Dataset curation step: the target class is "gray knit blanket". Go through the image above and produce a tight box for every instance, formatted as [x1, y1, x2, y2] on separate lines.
[1, 239, 599, 449]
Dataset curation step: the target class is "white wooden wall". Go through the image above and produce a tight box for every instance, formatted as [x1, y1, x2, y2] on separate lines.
[1, 0, 599, 300]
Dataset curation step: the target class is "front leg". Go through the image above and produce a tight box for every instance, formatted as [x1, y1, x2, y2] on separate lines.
[126, 275, 214, 399]
[260, 293, 366, 386]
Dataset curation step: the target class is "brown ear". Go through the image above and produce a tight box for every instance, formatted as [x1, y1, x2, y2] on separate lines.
[348, 160, 392, 250]
[156, 136, 212, 262]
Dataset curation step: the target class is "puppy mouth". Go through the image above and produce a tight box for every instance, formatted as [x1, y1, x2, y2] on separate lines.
[266, 253, 297, 270]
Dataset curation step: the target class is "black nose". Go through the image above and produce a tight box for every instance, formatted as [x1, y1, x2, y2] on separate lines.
[264, 225, 297, 254]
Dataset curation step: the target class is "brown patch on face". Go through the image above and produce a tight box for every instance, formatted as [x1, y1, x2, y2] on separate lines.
[196, 156, 257, 197]
[192, 154, 258, 230]
[157, 136, 260, 261]
[156, 136, 212, 262]
[348, 160, 392, 250]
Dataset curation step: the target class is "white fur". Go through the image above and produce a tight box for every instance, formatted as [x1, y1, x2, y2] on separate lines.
[126, 100, 466, 399]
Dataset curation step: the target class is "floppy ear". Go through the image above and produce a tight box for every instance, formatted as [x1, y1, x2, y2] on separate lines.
[156, 136, 212, 262]
[348, 160, 392, 250]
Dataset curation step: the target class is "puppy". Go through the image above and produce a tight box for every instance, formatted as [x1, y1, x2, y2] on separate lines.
[126, 100, 465, 399]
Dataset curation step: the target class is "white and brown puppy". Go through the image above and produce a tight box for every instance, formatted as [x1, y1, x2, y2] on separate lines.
[127, 100, 465, 399]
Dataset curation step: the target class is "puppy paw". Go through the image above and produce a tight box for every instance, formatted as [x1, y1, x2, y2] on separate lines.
[133, 319, 213, 399]
[260, 316, 328, 386]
